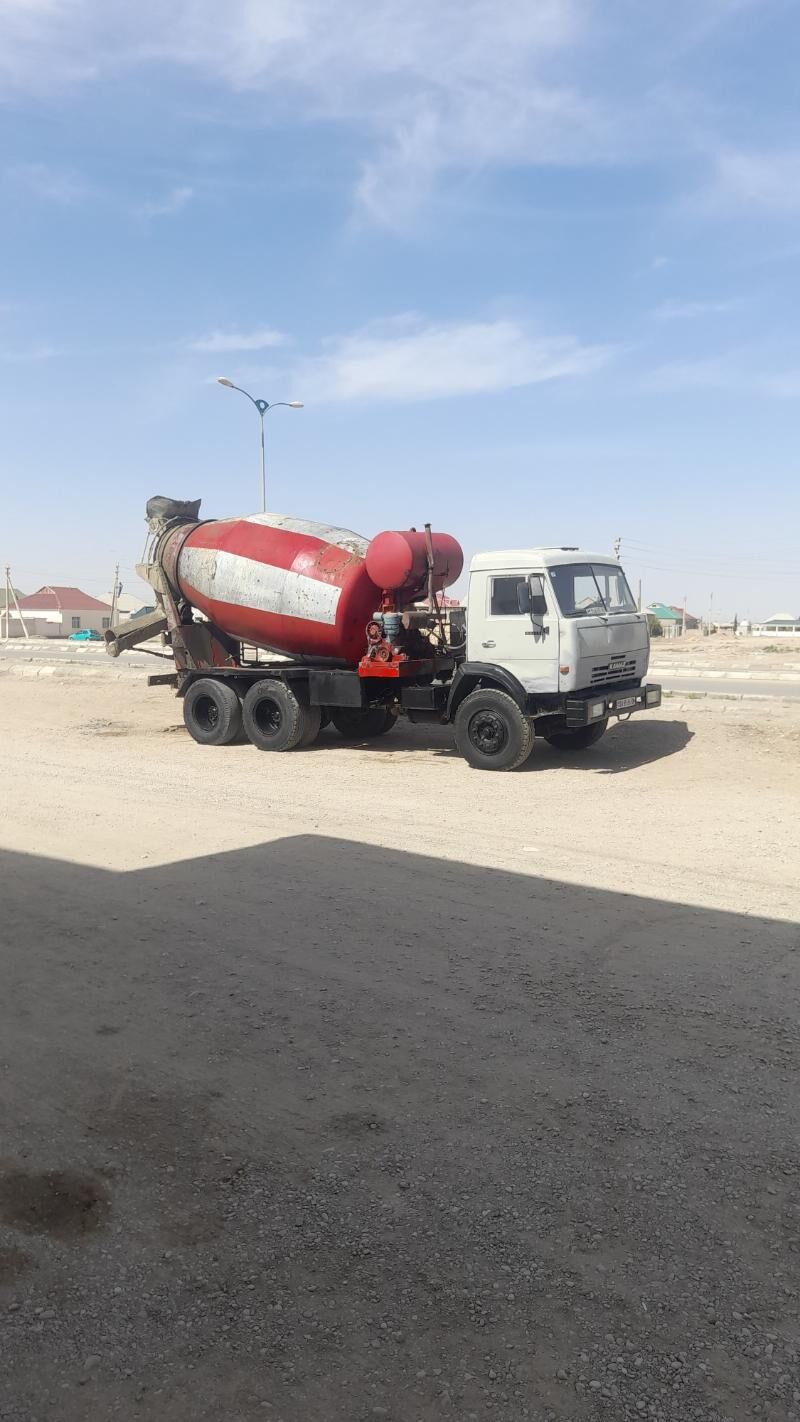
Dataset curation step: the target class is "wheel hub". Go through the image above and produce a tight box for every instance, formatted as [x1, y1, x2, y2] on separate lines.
[196, 696, 219, 731]
[469, 710, 507, 755]
[255, 700, 283, 738]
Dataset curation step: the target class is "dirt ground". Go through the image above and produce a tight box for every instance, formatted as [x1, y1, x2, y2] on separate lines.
[1, 667, 799, 1422]
[650, 631, 800, 675]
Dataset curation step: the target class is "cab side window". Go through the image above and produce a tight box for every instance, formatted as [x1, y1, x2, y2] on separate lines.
[490, 576, 527, 616]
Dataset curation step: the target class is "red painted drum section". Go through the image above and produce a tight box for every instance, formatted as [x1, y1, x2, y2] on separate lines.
[169, 513, 464, 665]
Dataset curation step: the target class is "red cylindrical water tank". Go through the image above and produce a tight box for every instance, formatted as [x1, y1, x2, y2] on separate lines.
[365, 530, 463, 598]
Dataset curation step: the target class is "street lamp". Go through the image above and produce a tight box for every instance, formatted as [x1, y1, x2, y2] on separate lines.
[217, 377, 303, 513]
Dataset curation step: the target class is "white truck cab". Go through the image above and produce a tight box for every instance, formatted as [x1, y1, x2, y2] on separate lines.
[438, 547, 662, 768]
[467, 547, 650, 695]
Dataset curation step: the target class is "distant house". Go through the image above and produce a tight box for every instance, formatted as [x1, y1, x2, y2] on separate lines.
[668, 605, 700, 630]
[8, 586, 113, 639]
[102, 592, 152, 623]
[646, 602, 684, 638]
[753, 612, 800, 637]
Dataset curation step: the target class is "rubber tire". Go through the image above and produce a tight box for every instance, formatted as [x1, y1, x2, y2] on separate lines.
[454, 688, 534, 771]
[243, 680, 309, 752]
[545, 720, 608, 751]
[331, 707, 397, 739]
[183, 678, 242, 747]
[296, 705, 323, 748]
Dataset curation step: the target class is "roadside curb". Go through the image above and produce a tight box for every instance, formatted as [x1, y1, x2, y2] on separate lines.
[663, 688, 798, 704]
[1, 662, 142, 681]
[651, 665, 800, 682]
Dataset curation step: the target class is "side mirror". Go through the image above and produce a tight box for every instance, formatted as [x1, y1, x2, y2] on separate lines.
[516, 581, 533, 614]
[529, 575, 548, 617]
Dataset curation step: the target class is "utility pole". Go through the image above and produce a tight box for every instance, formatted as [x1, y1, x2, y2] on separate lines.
[709, 590, 714, 635]
[637, 578, 642, 612]
[110, 564, 120, 625]
[613, 535, 621, 559]
[4, 567, 29, 640]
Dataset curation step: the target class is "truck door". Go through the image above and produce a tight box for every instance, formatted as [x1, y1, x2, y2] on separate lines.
[469, 570, 558, 693]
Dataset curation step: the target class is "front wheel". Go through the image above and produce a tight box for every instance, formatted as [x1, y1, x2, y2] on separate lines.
[183, 678, 242, 746]
[454, 688, 534, 771]
[545, 720, 608, 751]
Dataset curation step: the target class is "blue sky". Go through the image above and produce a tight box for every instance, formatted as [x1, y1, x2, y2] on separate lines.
[1, 0, 799, 619]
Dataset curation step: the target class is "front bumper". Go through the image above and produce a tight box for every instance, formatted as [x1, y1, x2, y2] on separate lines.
[565, 682, 661, 728]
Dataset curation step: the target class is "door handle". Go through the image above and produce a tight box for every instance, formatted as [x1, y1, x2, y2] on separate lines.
[481, 640, 496, 648]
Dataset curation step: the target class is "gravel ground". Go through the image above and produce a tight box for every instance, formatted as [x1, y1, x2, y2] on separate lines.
[1, 670, 799, 1421]
[650, 632, 800, 676]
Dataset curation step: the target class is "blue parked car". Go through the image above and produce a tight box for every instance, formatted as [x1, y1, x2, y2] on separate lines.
[69, 628, 103, 642]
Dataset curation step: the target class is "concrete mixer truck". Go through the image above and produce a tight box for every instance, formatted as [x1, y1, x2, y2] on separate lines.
[105, 497, 661, 772]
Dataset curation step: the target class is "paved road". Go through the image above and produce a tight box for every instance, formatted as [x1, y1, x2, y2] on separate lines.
[660, 674, 800, 700]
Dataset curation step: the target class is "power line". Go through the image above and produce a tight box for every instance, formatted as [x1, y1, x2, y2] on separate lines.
[622, 538, 800, 574]
[626, 557, 800, 575]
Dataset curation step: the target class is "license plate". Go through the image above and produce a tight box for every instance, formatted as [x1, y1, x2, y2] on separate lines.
[615, 695, 637, 710]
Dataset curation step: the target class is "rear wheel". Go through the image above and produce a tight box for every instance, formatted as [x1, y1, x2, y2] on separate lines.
[183, 678, 242, 747]
[331, 707, 397, 739]
[454, 688, 534, 771]
[296, 705, 323, 747]
[243, 680, 313, 752]
[545, 720, 608, 751]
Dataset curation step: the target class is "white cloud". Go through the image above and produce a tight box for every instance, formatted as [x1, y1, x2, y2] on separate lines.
[0, 1, 784, 225]
[137, 184, 193, 220]
[0, 1, 607, 224]
[296, 315, 611, 403]
[187, 327, 286, 354]
[651, 299, 734, 321]
[707, 150, 800, 215]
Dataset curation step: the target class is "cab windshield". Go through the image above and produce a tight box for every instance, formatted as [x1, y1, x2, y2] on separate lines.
[549, 563, 637, 618]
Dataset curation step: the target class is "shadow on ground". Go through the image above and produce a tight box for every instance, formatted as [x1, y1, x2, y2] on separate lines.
[244, 715, 693, 774]
[0, 836, 797, 1421]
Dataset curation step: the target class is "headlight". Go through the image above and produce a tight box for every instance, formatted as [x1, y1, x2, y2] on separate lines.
[646, 686, 661, 705]
[589, 701, 605, 719]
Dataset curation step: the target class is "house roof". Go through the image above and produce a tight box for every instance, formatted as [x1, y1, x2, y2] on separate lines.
[762, 612, 800, 624]
[18, 585, 112, 613]
[646, 602, 682, 621]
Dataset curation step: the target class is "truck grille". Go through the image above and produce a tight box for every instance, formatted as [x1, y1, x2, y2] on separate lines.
[590, 659, 636, 685]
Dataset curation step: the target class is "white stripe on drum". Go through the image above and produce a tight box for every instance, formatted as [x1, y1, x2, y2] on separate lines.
[244, 512, 369, 558]
[179, 546, 342, 626]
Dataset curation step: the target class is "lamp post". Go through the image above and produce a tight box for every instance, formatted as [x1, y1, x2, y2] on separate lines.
[217, 378, 303, 513]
